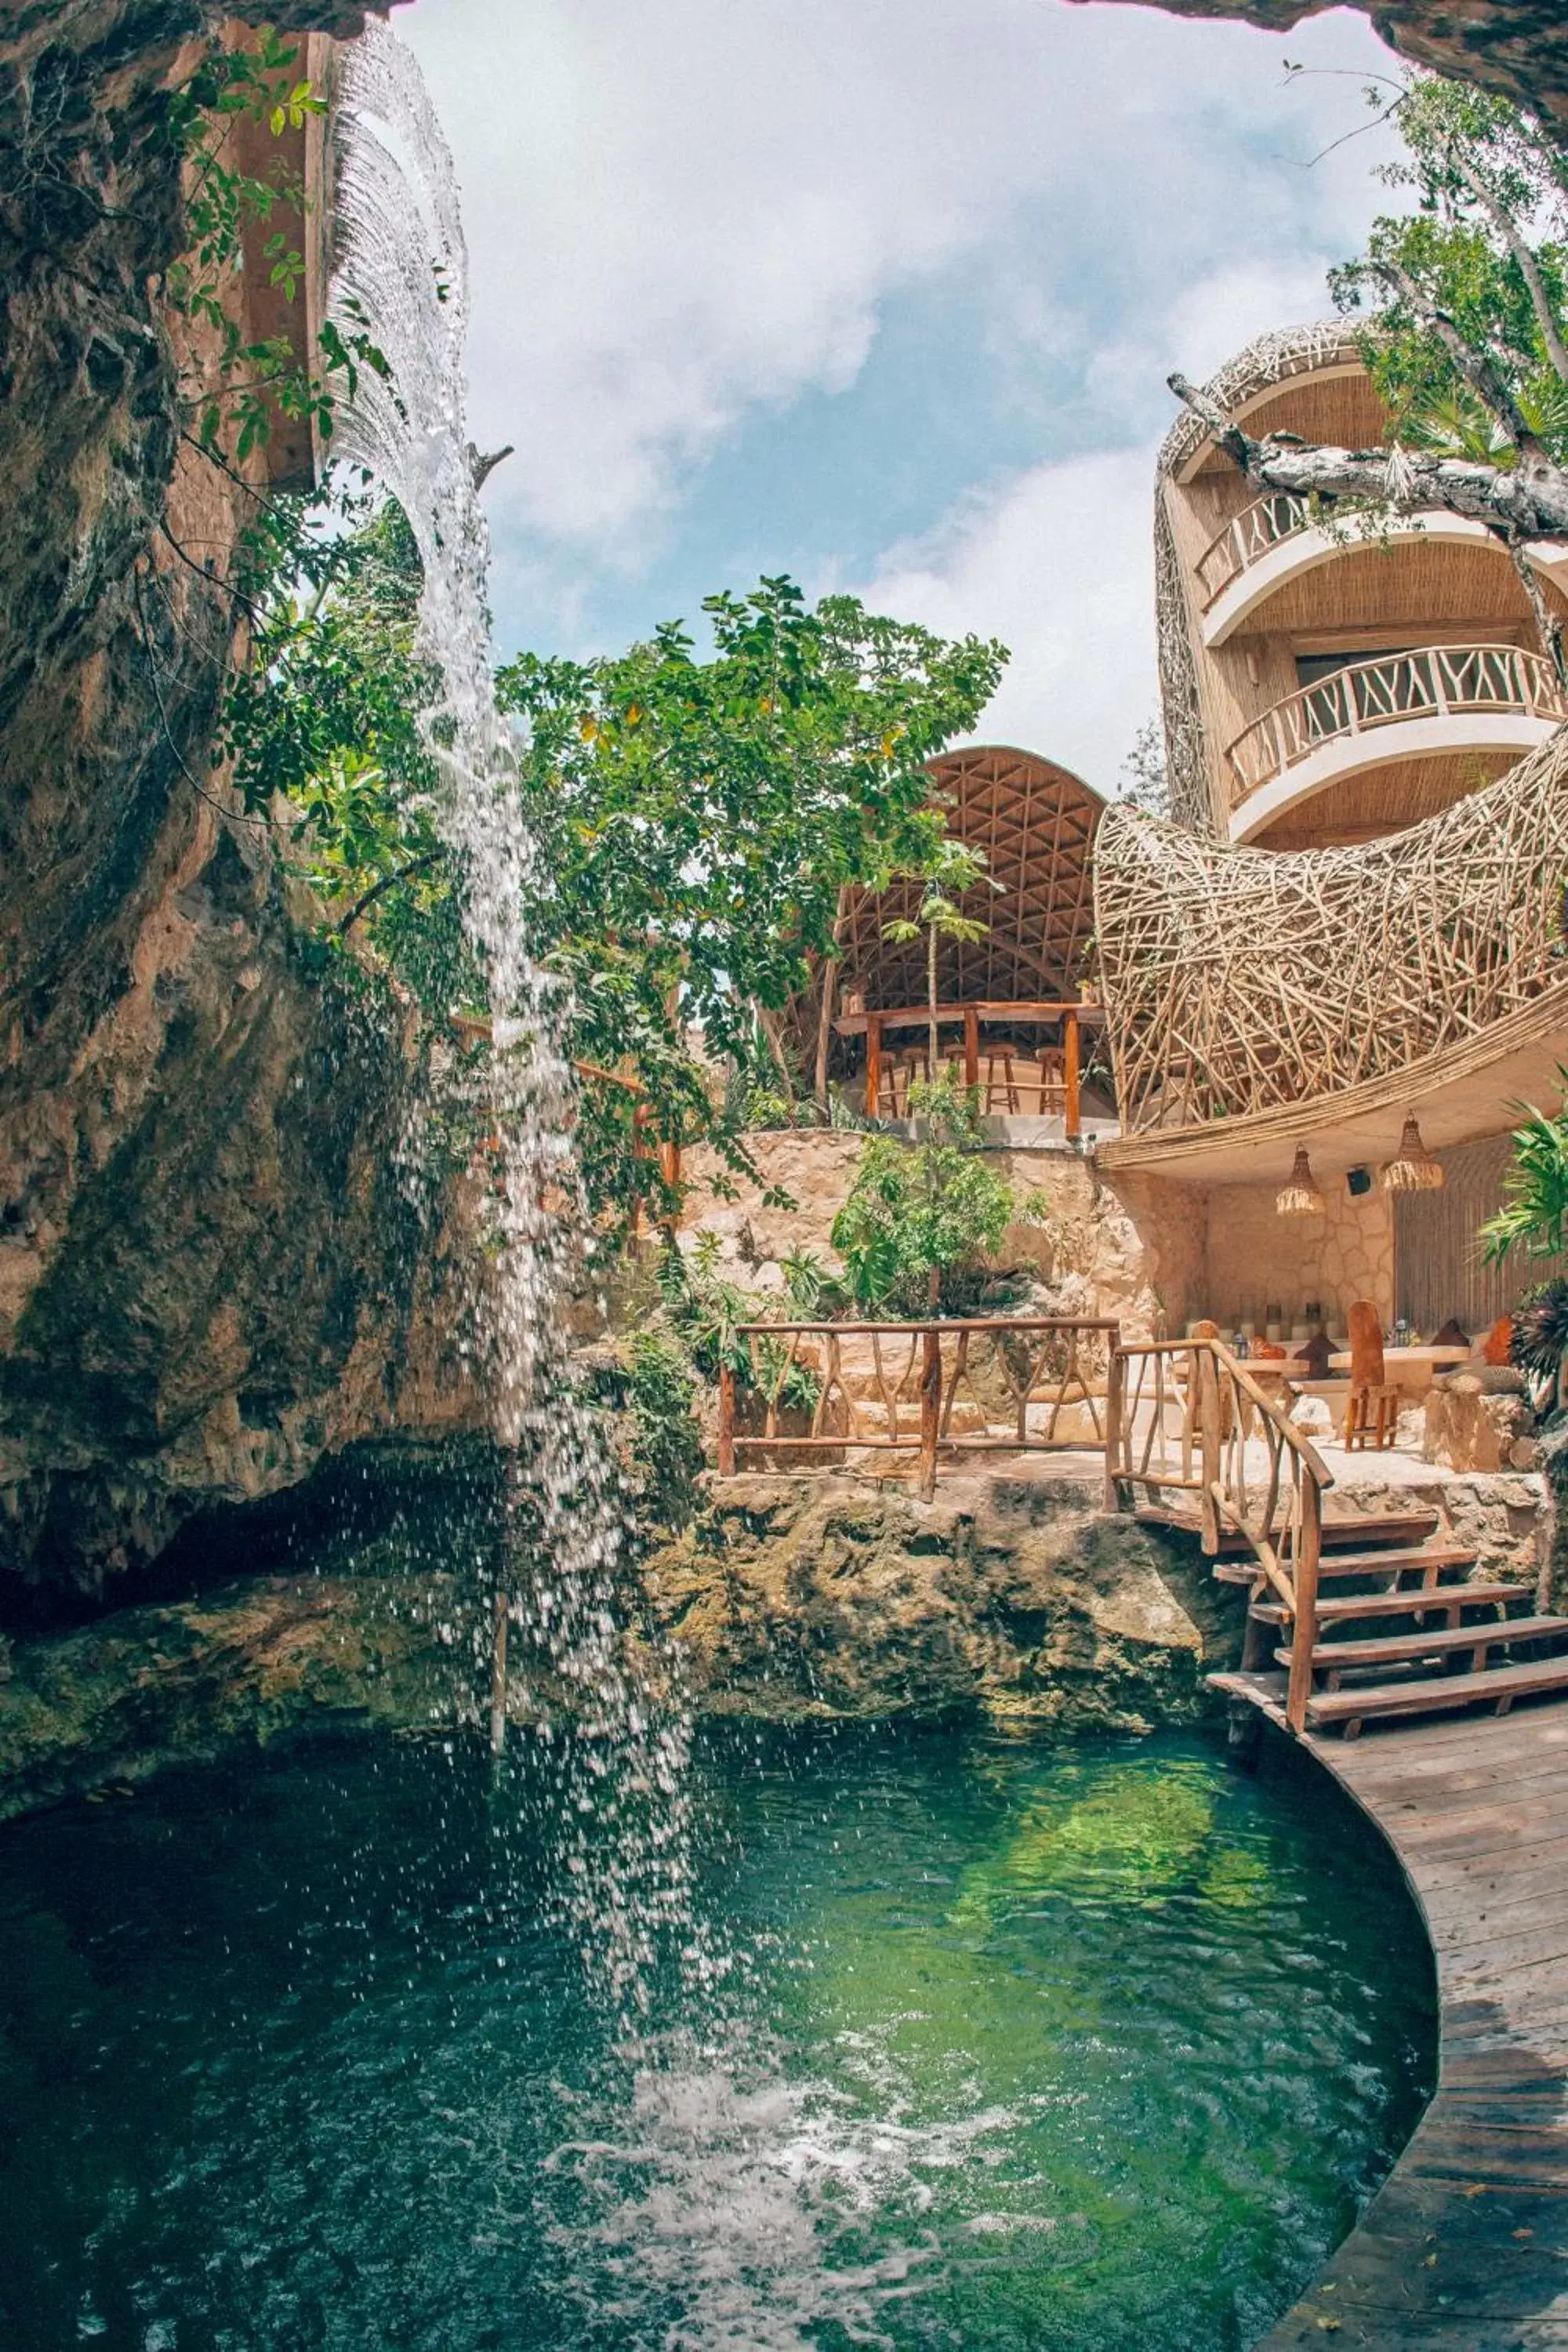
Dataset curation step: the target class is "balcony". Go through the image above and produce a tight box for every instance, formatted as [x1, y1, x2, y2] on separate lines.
[1225, 644, 1568, 844]
[1196, 497, 1499, 648]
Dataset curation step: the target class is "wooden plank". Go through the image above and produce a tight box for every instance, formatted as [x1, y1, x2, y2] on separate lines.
[1281, 1615, 1568, 1672]
[1223, 1691, 1568, 2347]
[1308, 1655, 1568, 1727]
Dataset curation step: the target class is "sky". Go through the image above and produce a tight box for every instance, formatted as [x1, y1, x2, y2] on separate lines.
[398, 0, 1407, 795]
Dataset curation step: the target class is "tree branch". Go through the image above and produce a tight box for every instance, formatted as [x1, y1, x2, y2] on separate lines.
[1372, 256, 1539, 450]
[337, 848, 445, 935]
[1450, 151, 1568, 395]
[1170, 375, 1568, 537]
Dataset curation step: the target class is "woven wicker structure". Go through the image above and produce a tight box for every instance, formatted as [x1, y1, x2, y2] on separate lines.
[1094, 722, 1568, 1134]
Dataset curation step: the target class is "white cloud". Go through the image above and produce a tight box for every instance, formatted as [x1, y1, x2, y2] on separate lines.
[402, 0, 1405, 562]
[854, 445, 1158, 794]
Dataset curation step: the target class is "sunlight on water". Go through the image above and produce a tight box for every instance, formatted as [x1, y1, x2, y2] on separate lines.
[0, 1726, 1435, 2351]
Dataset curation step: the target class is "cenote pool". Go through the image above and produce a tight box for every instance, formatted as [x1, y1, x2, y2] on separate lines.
[0, 1725, 1434, 2351]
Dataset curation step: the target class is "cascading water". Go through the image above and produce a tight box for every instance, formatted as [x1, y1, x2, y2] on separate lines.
[327, 22, 698, 2016]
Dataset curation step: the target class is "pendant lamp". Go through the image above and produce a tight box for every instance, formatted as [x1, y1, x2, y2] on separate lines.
[1381, 1115, 1445, 1192]
[1276, 1147, 1326, 1217]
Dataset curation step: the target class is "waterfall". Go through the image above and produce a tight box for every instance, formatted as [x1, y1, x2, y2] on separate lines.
[326, 24, 698, 2016]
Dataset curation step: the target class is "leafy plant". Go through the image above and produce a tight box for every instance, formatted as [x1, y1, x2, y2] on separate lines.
[1479, 1073, 1568, 1265]
[163, 30, 392, 466]
[880, 837, 999, 1086]
[622, 1333, 704, 1530]
[830, 1073, 1016, 1315]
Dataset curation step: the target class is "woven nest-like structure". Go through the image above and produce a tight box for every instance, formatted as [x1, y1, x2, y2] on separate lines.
[831, 744, 1104, 1009]
[1155, 321, 1363, 836]
[1094, 721, 1568, 1133]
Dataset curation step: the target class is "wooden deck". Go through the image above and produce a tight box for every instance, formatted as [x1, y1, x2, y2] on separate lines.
[1218, 1674, 1568, 2347]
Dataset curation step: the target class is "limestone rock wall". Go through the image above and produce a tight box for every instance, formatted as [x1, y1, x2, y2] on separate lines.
[678, 1131, 1207, 1338]
[644, 1470, 1240, 1731]
[0, 0, 464, 1623]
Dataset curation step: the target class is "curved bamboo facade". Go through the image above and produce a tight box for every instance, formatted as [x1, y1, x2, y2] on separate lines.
[1156, 323, 1568, 850]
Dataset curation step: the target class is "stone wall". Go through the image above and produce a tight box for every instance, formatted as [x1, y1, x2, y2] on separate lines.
[1201, 1176, 1395, 1334]
[0, 0, 466, 1622]
[677, 1130, 1208, 1338]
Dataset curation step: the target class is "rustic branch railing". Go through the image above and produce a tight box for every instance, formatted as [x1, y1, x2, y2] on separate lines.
[1196, 492, 1311, 609]
[1226, 642, 1568, 807]
[1106, 1337, 1333, 1733]
[717, 1316, 1120, 1500]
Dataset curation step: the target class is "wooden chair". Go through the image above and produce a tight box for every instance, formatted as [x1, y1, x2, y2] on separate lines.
[1034, 1047, 1066, 1117]
[980, 1048, 1021, 1113]
[1345, 1300, 1399, 1450]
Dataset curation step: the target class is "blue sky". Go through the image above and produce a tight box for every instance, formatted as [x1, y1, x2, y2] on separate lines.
[400, 0, 1405, 792]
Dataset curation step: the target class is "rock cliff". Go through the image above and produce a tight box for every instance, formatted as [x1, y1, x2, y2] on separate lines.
[0, 1, 464, 1622]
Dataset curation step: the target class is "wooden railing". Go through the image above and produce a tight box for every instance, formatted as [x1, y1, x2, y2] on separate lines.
[1196, 492, 1311, 609]
[1226, 643, 1568, 808]
[1107, 1338, 1334, 1733]
[716, 1316, 1120, 1500]
[831, 1000, 1101, 1137]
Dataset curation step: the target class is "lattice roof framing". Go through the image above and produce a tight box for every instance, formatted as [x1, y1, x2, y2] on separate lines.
[1093, 721, 1568, 1138]
[828, 744, 1105, 1013]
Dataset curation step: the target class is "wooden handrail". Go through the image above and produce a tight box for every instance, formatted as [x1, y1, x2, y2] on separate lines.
[1108, 1335, 1334, 1736]
[1226, 641, 1568, 807]
[735, 1316, 1120, 1336]
[715, 1315, 1120, 1494]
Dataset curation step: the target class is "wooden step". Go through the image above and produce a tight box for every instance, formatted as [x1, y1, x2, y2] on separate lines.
[1275, 1615, 1568, 1675]
[1309, 1544, 1477, 1581]
[1216, 1543, 1476, 1591]
[1250, 1581, 1527, 1628]
[1136, 1505, 1437, 1553]
[1306, 1651, 1568, 1733]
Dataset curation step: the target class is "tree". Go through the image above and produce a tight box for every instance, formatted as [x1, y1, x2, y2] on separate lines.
[829, 1075, 1016, 1316]
[496, 578, 1006, 1203]
[1479, 1073, 1568, 1265]
[222, 549, 1005, 1232]
[1169, 75, 1568, 675]
[1115, 717, 1171, 818]
[879, 838, 999, 1087]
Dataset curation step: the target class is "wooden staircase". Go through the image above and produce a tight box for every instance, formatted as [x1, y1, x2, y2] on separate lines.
[1109, 1336, 1566, 1739]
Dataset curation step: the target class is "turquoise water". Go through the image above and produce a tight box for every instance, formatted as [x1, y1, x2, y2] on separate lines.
[0, 1725, 1433, 2350]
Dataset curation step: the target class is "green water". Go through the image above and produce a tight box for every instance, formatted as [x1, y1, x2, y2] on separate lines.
[0, 1725, 1433, 2351]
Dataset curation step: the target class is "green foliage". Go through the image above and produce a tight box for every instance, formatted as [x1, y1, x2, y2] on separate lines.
[654, 1232, 820, 1412]
[164, 30, 391, 465]
[215, 495, 473, 1010]
[830, 1073, 1016, 1315]
[1327, 75, 1568, 463]
[621, 1334, 704, 1530]
[494, 576, 1004, 1221]
[1479, 1072, 1568, 1265]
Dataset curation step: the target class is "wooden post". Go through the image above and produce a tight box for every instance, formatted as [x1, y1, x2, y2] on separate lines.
[964, 1004, 980, 1097]
[918, 1327, 942, 1501]
[717, 1360, 736, 1476]
[1063, 1008, 1081, 1141]
[1197, 1346, 1221, 1555]
[1104, 1345, 1123, 1514]
[1287, 1474, 1323, 1737]
[488, 1588, 510, 1756]
[866, 1012, 883, 1121]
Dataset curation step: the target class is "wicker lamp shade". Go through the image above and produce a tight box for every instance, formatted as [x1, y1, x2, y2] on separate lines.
[1276, 1147, 1326, 1218]
[1381, 1115, 1446, 1193]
